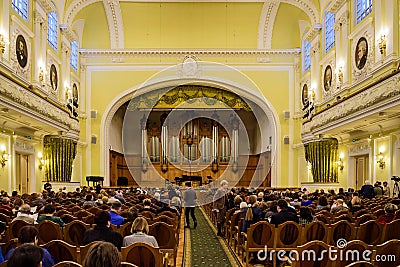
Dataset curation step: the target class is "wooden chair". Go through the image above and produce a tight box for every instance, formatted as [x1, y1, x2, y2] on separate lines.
[82, 215, 95, 225]
[301, 221, 328, 244]
[53, 261, 82, 267]
[353, 209, 368, 218]
[120, 262, 138, 267]
[0, 213, 10, 225]
[152, 215, 177, 229]
[327, 220, 356, 245]
[316, 214, 331, 224]
[356, 220, 383, 245]
[55, 210, 72, 217]
[333, 214, 354, 224]
[1, 238, 18, 257]
[119, 221, 133, 238]
[78, 241, 97, 264]
[149, 222, 178, 266]
[335, 240, 374, 267]
[63, 220, 90, 246]
[373, 209, 385, 218]
[75, 210, 91, 220]
[5, 220, 31, 241]
[381, 219, 400, 243]
[354, 214, 376, 226]
[373, 240, 400, 267]
[86, 206, 101, 215]
[227, 211, 243, 245]
[41, 240, 78, 263]
[60, 214, 78, 224]
[292, 240, 333, 267]
[68, 206, 82, 213]
[36, 220, 63, 244]
[139, 211, 155, 221]
[121, 242, 166, 267]
[275, 221, 302, 249]
[241, 221, 275, 267]
[0, 209, 12, 217]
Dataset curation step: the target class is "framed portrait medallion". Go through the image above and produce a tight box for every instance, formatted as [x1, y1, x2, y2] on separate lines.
[355, 37, 368, 70]
[16, 35, 28, 68]
[50, 64, 58, 91]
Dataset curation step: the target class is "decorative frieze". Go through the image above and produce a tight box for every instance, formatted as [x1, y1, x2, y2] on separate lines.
[348, 141, 371, 156]
[37, 0, 56, 13]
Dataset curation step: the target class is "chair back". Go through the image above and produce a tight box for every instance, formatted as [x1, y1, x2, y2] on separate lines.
[63, 220, 90, 246]
[381, 219, 400, 243]
[354, 214, 376, 226]
[302, 221, 328, 244]
[53, 261, 82, 267]
[374, 240, 400, 267]
[149, 222, 177, 250]
[78, 241, 97, 264]
[60, 214, 78, 224]
[121, 242, 163, 267]
[335, 240, 374, 267]
[327, 220, 355, 245]
[6, 220, 31, 241]
[344, 261, 376, 267]
[356, 220, 383, 245]
[119, 221, 133, 238]
[41, 240, 78, 263]
[294, 240, 333, 267]
[246, 221, 275, 249]
[37, 220, 63, 244]
[275, 221, 302, 248]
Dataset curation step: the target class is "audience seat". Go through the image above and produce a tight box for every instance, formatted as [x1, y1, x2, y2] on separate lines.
[121, 242, 166, 267]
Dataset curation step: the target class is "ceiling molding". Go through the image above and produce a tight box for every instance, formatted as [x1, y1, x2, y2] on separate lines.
[103, 0, 124, 49]
[79, 48, 301, 58]
[258, 0, 279, 49]
[64, 0, 100, 26]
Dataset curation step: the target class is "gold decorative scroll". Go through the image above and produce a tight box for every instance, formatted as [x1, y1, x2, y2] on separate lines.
[127, 85, 251, 111]
[304, 138, 338, 183]
[43, 135, 77, 182]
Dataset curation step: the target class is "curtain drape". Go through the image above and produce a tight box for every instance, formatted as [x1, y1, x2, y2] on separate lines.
[304, 138, 338, 183]
[43, 135, 77, 182]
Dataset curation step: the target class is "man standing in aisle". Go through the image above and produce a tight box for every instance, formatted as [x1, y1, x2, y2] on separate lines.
[184, 182, 197, 229]
[213, 180, 229, 236]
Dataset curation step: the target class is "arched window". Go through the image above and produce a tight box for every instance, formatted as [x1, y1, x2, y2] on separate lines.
[48, 9, 58, 50]
[12, 0, 29, 20]
[325, 12, 335, 52]
[303, 40, 311, 71]
[70, 40, 78, 71]
[356, 0, 373, 23]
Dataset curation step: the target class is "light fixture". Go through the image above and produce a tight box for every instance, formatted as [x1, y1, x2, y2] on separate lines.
[377, 152, 385, 169]
[38, 152, 45, 170]
[337, 153, 344, 171]
[378, 34, 386, 55]
[0, 144, 9, 168]
[38, 67, 45, 85]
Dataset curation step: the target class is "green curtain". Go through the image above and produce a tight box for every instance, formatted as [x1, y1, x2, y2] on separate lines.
[43, 135, 77, 182]
[304, 138, 338, 183]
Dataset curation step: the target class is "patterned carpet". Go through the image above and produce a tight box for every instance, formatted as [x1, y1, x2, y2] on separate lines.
[185, 207, 240, 267]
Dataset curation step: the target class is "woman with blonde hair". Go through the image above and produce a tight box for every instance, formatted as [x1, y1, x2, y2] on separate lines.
[82, 241, 121, 267]
[242, 195, 263, 233]
[123, 217, 158, 247]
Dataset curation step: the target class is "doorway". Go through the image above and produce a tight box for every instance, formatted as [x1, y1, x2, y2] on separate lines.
[355, 155, 369, 190]
[16, 153, 30, 194]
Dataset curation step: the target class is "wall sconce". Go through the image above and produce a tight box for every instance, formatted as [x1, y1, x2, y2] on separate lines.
[337, 153, 344, 171]
[0, 34, 6, 54]
[338, 66, 343, 85]
[378, 35, 386, 55]
[377, 152, 385, 169]
[0, 144, 9, 168]
[38, 152, 45, 170]
[38, 67, 45, 85]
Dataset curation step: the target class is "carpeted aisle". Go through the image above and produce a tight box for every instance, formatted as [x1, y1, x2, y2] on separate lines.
[184, 207, 240, 267]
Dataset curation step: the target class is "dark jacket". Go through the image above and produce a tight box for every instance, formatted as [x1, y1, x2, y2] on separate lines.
[360, 184, 375, 199]
[242, 207, 263, 233]
[270, 209, 299, 226]
[83, 226, 123, 249]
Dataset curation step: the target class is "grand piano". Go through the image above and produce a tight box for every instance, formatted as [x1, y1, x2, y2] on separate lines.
[86, 176, 104, 186]
[174, 175, 203, 186]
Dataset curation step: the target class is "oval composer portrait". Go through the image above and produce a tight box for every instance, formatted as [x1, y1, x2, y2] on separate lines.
[355, 37, 368, 70]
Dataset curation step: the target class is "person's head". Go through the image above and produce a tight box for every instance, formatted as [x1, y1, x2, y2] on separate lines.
[318, 196, 328, 206]
[12, 191, 18, 197]
[14, 198, 24, 208]
[220, 180, 228, 189]
[185, 182, 191, 187]
[383, 181, 388, 187]
[7, 243, 43, 267]
[82, 241, 121, 267]
[19, 204, 31, 214]
[85, 194, 93, 201]
[336, 199, 344, 206]
[357, 40, 367, 59]
[2, 197, 10, 206]
[239, 202, 247, 210]
[18, 39, 24, 51]
[365, 180, 370, 185]
[384, 203, 398, 214]
[94, 210, 111, 227]
[143, 198, 152, 207]
[351, 196, 361, 205]
[276, 199, 288, 212]
[325, 67, 332, 82]
[300, 206, 313, 220]
[18, 226, 39, 244]
[111, 202, 122, 212]
[131, 216, 149, 234]
[43, 204, 55, 214]
[233, 195, 242, 206]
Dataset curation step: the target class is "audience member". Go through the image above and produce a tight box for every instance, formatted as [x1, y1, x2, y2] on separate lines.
[5, 226, 55, 267]
[242, 195, 263, 233]
[331, 199, 347, 214]
[109, 202, 124, 226]
[299, 206, 314, 226]
[377, 203, 399, 224]
[301, 195, 313, 206]
[12, 204, 37, 224]
[183, 182, 197, 229]
[316, 196, 330, 211]
[382, 181, 390, 196]
[123, 217, 158, 247]
[360, 180, 375, 199]
[82, 241, 121, 267]
[0, 197, 12, 211]
[83, 194, 97, 206]
[7, 244, 43, 267]
[37, 204, 65, 227]
[270, 199, 299, 225]
[83, 210, 123, 249]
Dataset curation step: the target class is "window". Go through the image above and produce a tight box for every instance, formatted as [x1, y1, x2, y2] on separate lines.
[356, 0, 373, 23]
[325, 12, 335, 52]
[12, 0, 29, 20]
[70, 40, 78, 71]
[48, 11, 58, 50]
[303, 40, 311, 71]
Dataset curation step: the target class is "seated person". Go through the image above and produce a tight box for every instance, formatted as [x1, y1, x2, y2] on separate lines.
[300, 195, 313, 206]
[315, 195, 330, 211]
[378, 203, 399, 225]
[82, 241, 121, 267]
[348, 195, 364, 213]
[109, 202, 124, 226]
[5, 226, 55, 267]
[299, 206, 314, 226]
[123, 217, 158, 247]
[330, 199, 348, 214]
[83, 194, 97, 206]
[37, 204, 65, 227]
[83, 210, 123, 249]
[140, 198, 157, 214]
[270, 199, 299, 225]
[7, 244, 43, 267]
[12, 204, 37, 224]
[241, 195, 263, 233]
